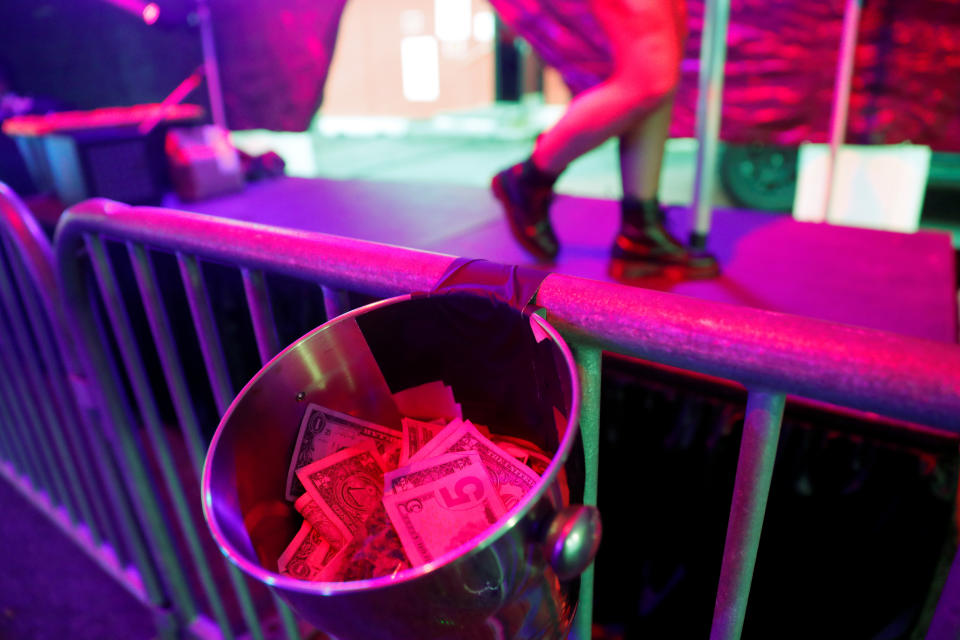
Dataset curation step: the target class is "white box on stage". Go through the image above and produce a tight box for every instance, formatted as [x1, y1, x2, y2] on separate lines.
[792, 143, 931, 232]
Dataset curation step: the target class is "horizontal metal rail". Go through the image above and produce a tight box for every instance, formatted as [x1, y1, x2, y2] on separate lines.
[56, 199, 960, 432]
[48, 198, 960, 640]
[0, 181, 949, 640]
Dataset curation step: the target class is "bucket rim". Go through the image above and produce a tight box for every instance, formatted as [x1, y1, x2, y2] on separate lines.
[201, 292, 582, 595]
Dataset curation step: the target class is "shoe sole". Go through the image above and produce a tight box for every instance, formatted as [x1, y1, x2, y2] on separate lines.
[491, 174, 557, 263]
[609, 258, 720, 283]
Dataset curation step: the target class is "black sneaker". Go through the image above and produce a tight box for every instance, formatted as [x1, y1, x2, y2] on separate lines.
[608, 198, 720, 282]
[491, 160, 560, 262]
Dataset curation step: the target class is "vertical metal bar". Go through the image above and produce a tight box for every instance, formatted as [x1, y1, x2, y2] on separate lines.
[2, 237, 127, 560]
[0, 391, 15, 461]
[177, 255, 235, 410]
[78, 288, 173, 608]
[709, 390, 786, 640]
[179, 254, 303, 640]
[0, 437, 20, 482]
[85, 236, 241, 633]
[21, 335, 111, 546]
[0, 383, 27, 472]
[0, 300, 69, 508]
[129, 242, 262, 640]
[0, 330, 63, 500]
[0, 370, 33, 477]
[244, 268, 304, 640]
[570, 343, 601, 640]
[81, 238, 199, 619]
[0, 360, 54, 492]
[61, 374, 135, 566]
[65, 237, 189, 620]
[79, 417, 145, 571]
[51, 296, 155, 571]
[0, 246, 55, 496]
[4, 234, 135, 566]
[820, 0, 862, 223]
[321, 285, 351, 321]
[3, 225, 156, 579]
[690, 0, 731, 247]
[242, 268, 281, 364]
[196, 0, 228, 130]
[0, 252, 89, 525]
[0, 429, 16, 472]
[4, 237, 102, 539]
[127, 246, 211, 504]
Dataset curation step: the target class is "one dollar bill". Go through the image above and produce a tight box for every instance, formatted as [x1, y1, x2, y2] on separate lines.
[286, 403, 399, 500]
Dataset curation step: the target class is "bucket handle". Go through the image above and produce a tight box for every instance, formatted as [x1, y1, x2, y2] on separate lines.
[545, 505, 603, 580]
[429, 257, 549, 316]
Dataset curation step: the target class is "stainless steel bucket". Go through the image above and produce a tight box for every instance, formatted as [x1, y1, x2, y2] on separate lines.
[202, 292, 600, 639]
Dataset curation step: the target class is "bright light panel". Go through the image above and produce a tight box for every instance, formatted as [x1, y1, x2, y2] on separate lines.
[400, 9, 426, 36]
[473, 10, 494, 42]
[435, 0, 471, 42]
[401, 36, 440, 102]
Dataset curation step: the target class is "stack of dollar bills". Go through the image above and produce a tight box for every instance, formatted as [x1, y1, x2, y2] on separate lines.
[277, 381, 553, 582]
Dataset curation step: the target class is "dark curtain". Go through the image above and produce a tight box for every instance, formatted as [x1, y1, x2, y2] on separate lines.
[490, 0, 960, 150]
[0, 0, 345, 132]
[210, 0, 347, 131]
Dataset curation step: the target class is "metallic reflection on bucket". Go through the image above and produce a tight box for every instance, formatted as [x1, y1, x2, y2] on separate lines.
[202, 293, 598, 639]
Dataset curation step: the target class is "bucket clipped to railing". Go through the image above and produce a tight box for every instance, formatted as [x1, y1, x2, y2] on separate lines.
[202, 259, 601, 639]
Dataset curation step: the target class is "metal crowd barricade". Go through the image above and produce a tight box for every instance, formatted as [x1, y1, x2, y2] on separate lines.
[56, 209, 304, 637]
[0, 184, 170, 626]
[0, 185, 298, 639]
[3, 181, 959, 638]
[43, 196, 960, 640]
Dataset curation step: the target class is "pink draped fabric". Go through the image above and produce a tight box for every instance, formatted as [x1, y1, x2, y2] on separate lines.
[212, 0, 348, 132]
[489, 0, 960, 150]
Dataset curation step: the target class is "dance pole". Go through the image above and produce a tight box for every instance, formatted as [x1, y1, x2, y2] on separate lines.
[689, 0, 731, 249]
[196, 0, 228, 130]
[819, 0, 862, 223]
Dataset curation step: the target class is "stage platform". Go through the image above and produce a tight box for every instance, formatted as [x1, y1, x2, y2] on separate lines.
[167, 176, 958, 344]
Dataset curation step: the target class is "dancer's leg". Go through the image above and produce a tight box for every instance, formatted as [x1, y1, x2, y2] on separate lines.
[611, 127, 721, 282]
[617, 0, 687, 200]
[531, 0, 683, 173]
[491, 0, 686, 261]
[608, 0, 718, 281]
[531, 79, 675, 173]
[618, 94, 675, 200]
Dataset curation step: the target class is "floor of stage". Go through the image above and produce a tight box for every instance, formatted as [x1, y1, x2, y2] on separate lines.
[168, 176, 959, 345]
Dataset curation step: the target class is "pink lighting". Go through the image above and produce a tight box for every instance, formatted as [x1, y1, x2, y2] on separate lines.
[99, 0, 159, 25]
[142, 3, 160, 25]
